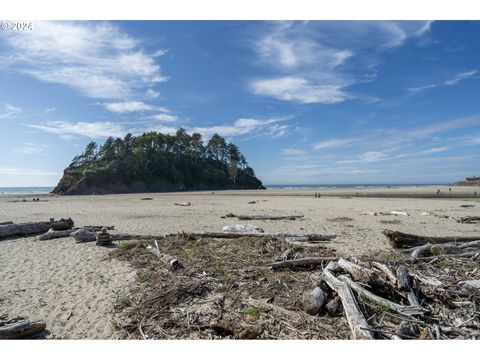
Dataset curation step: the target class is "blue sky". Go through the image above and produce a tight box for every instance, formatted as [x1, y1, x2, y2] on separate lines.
[0, 20, 479, 186]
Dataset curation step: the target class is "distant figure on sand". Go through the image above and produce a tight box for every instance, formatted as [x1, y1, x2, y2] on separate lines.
[314, 193, 318, 198]
[437, 189, 440, 196]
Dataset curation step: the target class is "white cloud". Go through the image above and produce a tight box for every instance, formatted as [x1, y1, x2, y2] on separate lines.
[13, 143, 49, 155]
[251, 77, 348, 104]
[191, 118, 285, 138]
[25, 121, 126, 139]
[0, 21, 167, 100]
[314, 138, 355, 150]
[103, 101, 153, 113]
[146, 89, 160, 98]
[250, 21, 430, 104]
[444, 70, 478, 86]
[151, 113, 178, 122]
[421, 146, 450, 154]
[44, 107, 56, 113]
[338, 151, 407, 164]
[0, 102, 22, 119]
[281, 148, 307, 157]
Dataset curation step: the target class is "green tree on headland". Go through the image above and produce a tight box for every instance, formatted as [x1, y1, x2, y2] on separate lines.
[54, 130, 264, 194]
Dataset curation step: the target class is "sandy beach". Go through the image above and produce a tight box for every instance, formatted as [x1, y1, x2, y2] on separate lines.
[1, 185, 479, 338]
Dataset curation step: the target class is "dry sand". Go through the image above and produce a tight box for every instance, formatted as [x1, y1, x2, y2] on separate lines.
[1, 185, 479, 338]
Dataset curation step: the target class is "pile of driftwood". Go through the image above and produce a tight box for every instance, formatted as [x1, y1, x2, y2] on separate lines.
[383, 229, 480, 260]
[0, 218, 74, 240]
[0, 316, 47, 339]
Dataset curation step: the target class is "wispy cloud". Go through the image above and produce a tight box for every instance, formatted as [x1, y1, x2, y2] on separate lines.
[150, 113, 178, 122]
[24, 121, 126, 139]
[408, 70, 478, 94]
[0, 102, 22, 119]
[281, 148, 307, 158]
[337, 150, 407, 164]
[444, 70, 478, 86]
[250, 21, 430, 104]
[314, 138, 355, 150]
[103, 101, 153, 113]
[191, 118, 286, 138]
[0, 21, 167, 100]
[421, 146, 450, 154]
[13, 143, 49, 155]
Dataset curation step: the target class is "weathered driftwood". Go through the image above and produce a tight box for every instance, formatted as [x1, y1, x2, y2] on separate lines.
[383, 229, 480, 249]
[71, 229, 97, 243]
[83, 225, 115, 232]
[0, 320, 46, 339]
[337, 258, 380, 286]
[302, 287, 325, 315]
[323, 265, 374, 339]
[396, 265, 420, 306]
[222, 224, 265, 234]
[150, 240, 182, 270]
[410, 240, 480, 259]
[269, 257, 338, 271]
[275, 248, 295, 262]
[0, 221, 13, 225]
[237, 214, 304, 221]
[458, 280, 480, 294]
[0, 218, 74, 240]
[36, 228, 75, 241]
[338, 275, 426, 316]
[457, 216, 480, 224]
[372, 261, 397, 285]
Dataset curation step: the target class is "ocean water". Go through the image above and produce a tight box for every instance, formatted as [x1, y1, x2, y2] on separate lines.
[0, 187, 54, 194]
[265, 184, 447, 190]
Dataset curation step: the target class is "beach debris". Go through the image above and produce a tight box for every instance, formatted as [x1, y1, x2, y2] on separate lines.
[361, 211, 410, 217]
[222, 224, 265, 234]
[303, 287, 325, 315]
[174, 202, 191, 206]
[0, 221, 14, 225]
[361, 211, 376, 216]
[71, 228, 97, 243]
[0, 319, 47, 339]
[460, 204, 475, 208]
[147, 240, 182, 270]
[275, 248, 295, 262]
[141, 197, 153, 200]
[327, 217, 354, 222]
[396, 265, 420, 306]
[323, 263, 374, 339]
[269, 257, 338, 271]
[96, 227, 112, 246]
[383, 229, 480, 249]
[389, 211, 410, 216]
[82, 225, 115, 232]
[247, 201, 256, 204]
[222, 214, 304, 221]
[0, 218, 74, 240]
[458, 280, 480, 294]
[457, 216, 480, 224]
[36, 228, 75, 241]
[379, 219, 402, 224]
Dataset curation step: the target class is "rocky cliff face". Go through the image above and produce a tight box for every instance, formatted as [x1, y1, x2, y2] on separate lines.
[452, 179, 480, 187]
[52, 170, 265, 195]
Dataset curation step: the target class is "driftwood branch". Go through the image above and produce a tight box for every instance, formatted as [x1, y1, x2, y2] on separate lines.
[0, 320, 46, 339]
[338, 275, 426, 316]
[410, 240, 480, 259]
[0, 218, 74, 240]
[371, 261, 397, 285]
[269, 257, 338, 271]
[337, 258, 381, 286]
[323, 264, 374, 339]
[383, 229, 480, 249]
[36, 228, 75, 241]
[396, 265, 420, 306]
[237, 214, 304, 221]
[149, 240, 182, 270]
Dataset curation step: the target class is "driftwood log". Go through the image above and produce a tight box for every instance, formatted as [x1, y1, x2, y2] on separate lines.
[0, 218, 74, 240]
[457, 216, 480, 224]
[0, 221, 14, 225]
[372, 261, 397, 285]
[323, 263, 374, 339]
[383, 229, 480, 248]
[0, 320, 46, 339]
[236, 214, 304, 221]
[269, 257, 338, 271]
[338, 275, 426, 316]
[337, 259, 381, 286]
[396, 265, 420, 306]
[410, 240, 480, 259]
[36, 228, 75, 241]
